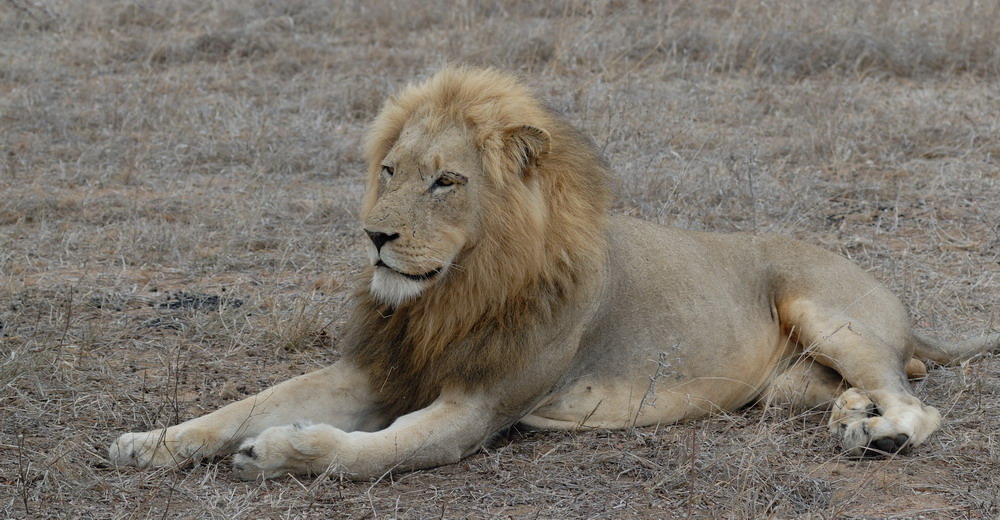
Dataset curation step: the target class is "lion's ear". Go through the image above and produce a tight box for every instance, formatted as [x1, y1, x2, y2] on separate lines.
[503, 124, 551, 175]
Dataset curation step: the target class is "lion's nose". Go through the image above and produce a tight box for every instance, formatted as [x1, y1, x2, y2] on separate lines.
[365, 230, 399, 252]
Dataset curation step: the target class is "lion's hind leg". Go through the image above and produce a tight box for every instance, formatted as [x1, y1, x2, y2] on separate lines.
[778, 298, 942, 457]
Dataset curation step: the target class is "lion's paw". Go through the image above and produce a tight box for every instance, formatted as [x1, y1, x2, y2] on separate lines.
[829, 388, 939, 458]
[109, 427, 219, 468]
[232, 423, 344, 480]
[829, 388, 875, 430]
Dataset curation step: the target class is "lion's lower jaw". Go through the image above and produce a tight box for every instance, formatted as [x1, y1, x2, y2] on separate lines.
[370, 269, 426, 307]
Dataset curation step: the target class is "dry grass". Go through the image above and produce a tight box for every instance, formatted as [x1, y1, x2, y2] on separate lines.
[1, 0, 998, 518]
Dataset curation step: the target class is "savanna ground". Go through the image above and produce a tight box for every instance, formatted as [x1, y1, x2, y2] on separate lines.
[1, 0, 998, 518]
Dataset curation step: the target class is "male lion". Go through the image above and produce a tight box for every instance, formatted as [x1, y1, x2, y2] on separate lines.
[110, 66, 999, 479]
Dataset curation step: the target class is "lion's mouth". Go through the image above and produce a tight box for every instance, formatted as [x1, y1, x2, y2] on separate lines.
[375, 260, 443, 281]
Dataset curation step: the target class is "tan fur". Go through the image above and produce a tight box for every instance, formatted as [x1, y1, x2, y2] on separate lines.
[109, 66, 999, 479]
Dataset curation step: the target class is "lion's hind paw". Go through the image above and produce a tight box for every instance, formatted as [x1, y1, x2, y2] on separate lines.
[829, 388, 939, 458]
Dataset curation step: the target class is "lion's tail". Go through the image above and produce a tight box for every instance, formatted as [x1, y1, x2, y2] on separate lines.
[912, 331, 1000, 366]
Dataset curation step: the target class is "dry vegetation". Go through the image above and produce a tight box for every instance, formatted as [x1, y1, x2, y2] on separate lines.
[1, 0, 998, 518]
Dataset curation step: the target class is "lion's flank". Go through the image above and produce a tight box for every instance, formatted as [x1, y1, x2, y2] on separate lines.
[344, 66, 612, 418]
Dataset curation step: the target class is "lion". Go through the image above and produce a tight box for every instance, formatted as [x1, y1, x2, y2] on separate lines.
[109, 66, 999, 480]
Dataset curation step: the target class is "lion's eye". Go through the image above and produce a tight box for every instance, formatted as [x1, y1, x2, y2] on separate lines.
[433, 176, 455, 188]
[382, 166, 394, 177]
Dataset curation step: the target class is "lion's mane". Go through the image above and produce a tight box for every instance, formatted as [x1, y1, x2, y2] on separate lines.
[343, 66, 612, 418]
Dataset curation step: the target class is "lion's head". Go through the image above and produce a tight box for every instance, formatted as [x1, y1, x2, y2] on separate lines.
[361, 66, 610, 307]
[347, 66, 613, 415]
[360, 116, 502, 307]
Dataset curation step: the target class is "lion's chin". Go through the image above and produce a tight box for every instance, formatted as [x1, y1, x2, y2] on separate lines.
[370, 267, 428, 307]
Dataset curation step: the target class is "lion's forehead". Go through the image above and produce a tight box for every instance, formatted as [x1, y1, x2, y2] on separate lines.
[390, 121, 482, 177]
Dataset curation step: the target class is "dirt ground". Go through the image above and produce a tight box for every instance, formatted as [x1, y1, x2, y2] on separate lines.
[2, 1, 998, 518]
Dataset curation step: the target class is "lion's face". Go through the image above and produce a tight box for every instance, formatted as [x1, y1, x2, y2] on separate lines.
[361, 119, 484, 307]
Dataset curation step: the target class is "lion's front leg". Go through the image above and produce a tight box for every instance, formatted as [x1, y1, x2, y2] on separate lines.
[232, 389, 499, 480]
[109, 360, 379, 469]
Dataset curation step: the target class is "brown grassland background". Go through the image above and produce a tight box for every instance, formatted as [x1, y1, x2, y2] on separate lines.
[2, 0, 999, 518]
